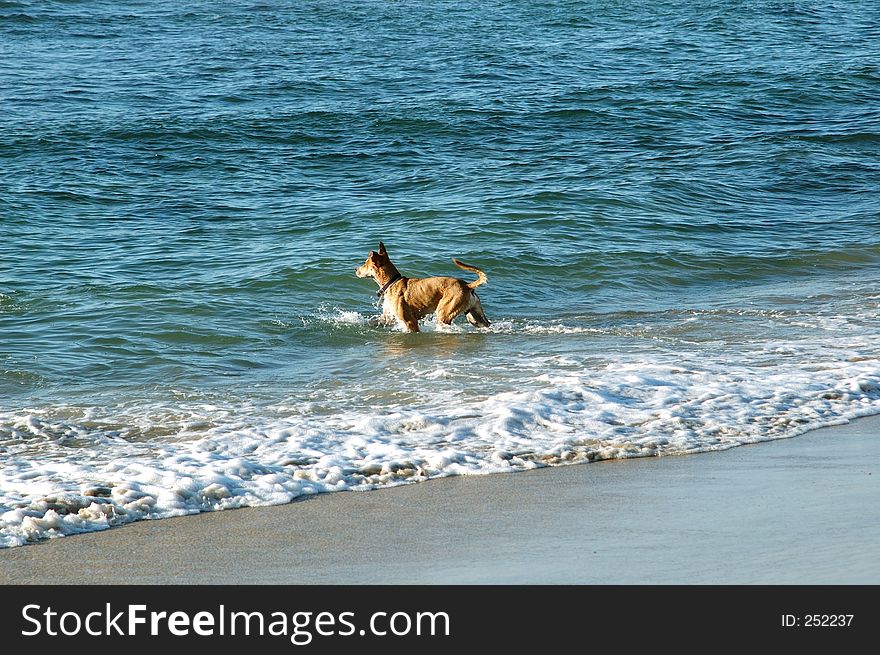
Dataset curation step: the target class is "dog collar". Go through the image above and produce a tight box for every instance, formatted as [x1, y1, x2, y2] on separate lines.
[377, 273, 404, 297]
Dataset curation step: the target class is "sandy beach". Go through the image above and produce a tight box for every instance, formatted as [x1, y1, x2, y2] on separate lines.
[1, 416, 878, 585]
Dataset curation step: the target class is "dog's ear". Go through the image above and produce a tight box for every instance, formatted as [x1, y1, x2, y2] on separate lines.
[378, 241, 387, 256]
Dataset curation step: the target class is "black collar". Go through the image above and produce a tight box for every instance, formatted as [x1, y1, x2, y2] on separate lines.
[377, 273, 403, 297]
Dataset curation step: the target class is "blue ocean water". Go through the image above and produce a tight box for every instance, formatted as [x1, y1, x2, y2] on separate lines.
[1, 0, 879, 546]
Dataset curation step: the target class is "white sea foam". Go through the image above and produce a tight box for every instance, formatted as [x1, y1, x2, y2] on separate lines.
[310, 309, 597, 335]
[1, 363, 878, 545]
[2, 315, 880, 548]
[313, 305, 373, 326]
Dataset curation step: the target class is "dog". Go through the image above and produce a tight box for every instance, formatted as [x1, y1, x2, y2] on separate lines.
[356, 242, 491, 332]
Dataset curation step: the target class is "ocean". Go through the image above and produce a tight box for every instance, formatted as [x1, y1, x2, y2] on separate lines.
[1, 0, 879, 547]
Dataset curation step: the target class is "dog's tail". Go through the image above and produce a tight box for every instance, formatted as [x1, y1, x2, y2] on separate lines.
[452, 259, 488, 289]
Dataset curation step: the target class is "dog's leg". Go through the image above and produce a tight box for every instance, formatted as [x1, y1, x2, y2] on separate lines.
[378, 304, 396, 326]
[435, 296, 466, 325]
[466, 295, 491, 328]
[390, 296, 420, 332]
[466, 311, 491, 327]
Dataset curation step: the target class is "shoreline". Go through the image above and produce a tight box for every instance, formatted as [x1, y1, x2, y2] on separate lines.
[1, 416, 878, 584]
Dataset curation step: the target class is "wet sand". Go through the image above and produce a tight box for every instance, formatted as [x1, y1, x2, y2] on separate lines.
[1, 417, 878, 584]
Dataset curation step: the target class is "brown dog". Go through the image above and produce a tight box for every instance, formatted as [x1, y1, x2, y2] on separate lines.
[356, 242, 491, 332]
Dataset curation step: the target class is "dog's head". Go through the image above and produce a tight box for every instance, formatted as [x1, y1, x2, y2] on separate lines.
[355, 241, 389, 278]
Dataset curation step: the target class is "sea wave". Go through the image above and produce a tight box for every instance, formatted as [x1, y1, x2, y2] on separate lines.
[2, 339, 879, 548]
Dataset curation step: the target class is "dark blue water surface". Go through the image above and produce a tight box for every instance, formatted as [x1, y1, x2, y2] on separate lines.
[3, 0, 880, 394]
